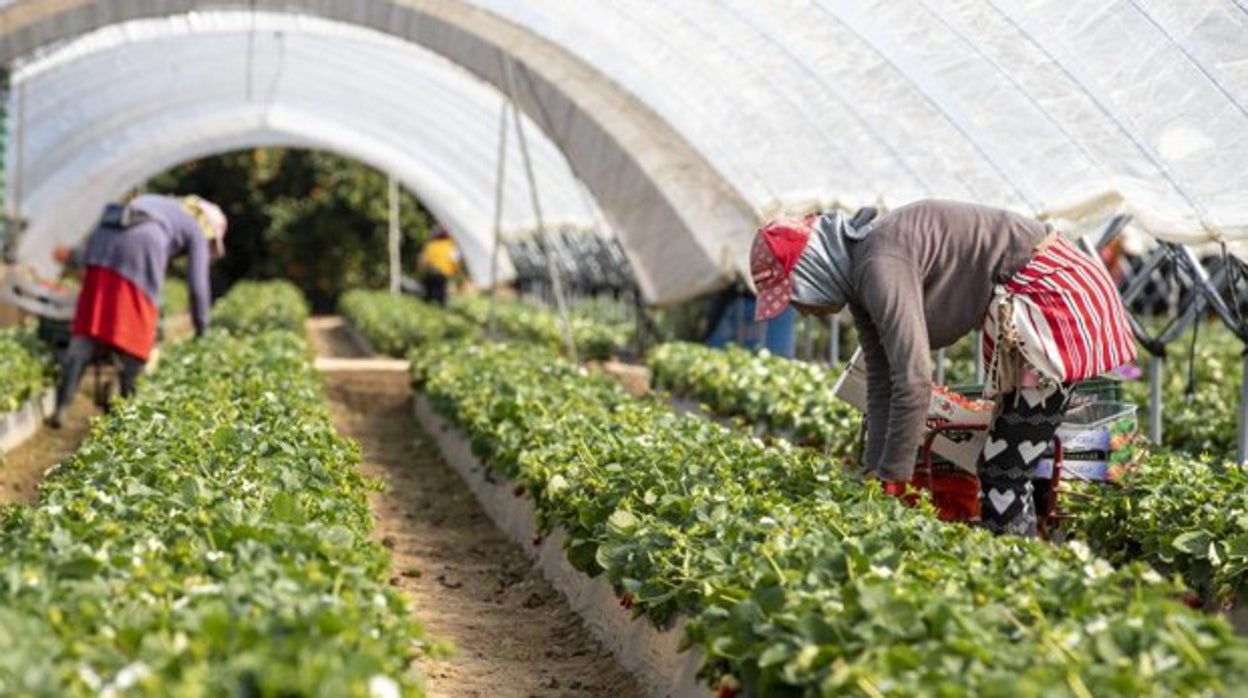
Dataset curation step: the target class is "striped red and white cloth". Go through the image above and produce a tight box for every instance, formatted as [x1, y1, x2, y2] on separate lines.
[982, 235, 1136, 394]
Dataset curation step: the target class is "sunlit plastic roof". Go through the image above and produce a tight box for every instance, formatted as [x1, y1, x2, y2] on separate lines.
[5, 11, 611, 287]
[4, 1, 1248, 304]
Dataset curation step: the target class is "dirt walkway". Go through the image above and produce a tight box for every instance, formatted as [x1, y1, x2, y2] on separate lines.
[0, 392, 94, 505]
[310, 318, 644, 698]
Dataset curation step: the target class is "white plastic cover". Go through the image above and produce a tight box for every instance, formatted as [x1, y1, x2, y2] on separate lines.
[3, 1, 1248, 304]
[6, 12, 604, 288]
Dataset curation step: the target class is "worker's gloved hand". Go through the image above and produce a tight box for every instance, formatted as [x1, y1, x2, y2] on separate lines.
[880, 481, 908, 497]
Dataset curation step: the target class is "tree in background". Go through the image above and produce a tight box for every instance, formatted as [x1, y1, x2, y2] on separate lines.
[146, 149, 434, 312]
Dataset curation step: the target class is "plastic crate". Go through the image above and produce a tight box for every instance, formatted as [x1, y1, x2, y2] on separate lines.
[1035, 401, 1138, 481]
[947, 376, 1124, 404]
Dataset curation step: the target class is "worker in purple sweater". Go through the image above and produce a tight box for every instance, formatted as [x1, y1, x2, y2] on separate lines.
[750, 200, 1135, 536]
[47, 194, 226, 427]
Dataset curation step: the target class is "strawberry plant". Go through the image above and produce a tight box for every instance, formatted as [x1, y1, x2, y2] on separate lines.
[210, 279, 310, 335]
[1065, 450, 1248, 609]
[0, 322, 54, 413]
[649, 338, 1248, 637]
[0, 331, 424, 695]
[339, 290, 476, 356]
[1123, 322, 1242, 458]
[648, 342, 860, 459]
[412, 342, 1248, 696]
[450, 294, 630, 361]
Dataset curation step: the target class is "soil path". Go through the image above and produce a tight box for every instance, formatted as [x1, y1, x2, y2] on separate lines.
[309, 317, 644, 698]
[0, 391, 94, 505]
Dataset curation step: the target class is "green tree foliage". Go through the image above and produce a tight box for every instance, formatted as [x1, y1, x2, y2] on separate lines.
[146, 149, 434, 312]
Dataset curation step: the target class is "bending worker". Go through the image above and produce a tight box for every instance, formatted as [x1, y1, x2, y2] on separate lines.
[750, 199, 1135, 536]
[47, 194, 227, 427]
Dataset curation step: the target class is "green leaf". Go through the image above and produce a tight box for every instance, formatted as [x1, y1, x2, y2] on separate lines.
[607, 509, 640, 535]
[1173, 531, 1214, 558]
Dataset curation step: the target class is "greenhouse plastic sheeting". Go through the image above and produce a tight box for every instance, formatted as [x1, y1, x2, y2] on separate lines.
[3, 1, 1248, 304]
[3, 12, 614, 288]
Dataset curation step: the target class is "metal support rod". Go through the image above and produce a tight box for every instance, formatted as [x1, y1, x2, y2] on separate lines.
[12, 80, 24, 224]
[735, 297, 745, 346]
[1149, 355, 1164, 445]
[387, 175, 400, 295]
[487, 99, 510, 337]
[973, 329, 985, 384]
[803, 316, 813, 359]
[503, 58, 577, 361]
[1240, 352, 1248, 464]
[934, 348, 947, 386]
[828, 316, 840, 366]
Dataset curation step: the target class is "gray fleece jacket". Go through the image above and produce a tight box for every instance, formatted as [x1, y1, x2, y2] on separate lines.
[845, 200, 1047, 479]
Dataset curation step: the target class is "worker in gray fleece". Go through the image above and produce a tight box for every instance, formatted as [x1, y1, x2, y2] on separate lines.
[750, 199, 1135, 536]
[47, 194, 226, 427]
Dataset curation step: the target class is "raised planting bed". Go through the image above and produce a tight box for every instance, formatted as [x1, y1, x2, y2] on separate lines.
[210, 279, 310, 335]
[0, 331, 425, 696]
[413, 395, 707, 697]
[0, 389, 54, 453]
[339, 290, 476, 357]
[650, 341, 1248, 631]
[412, 341, 1248, 697]
[450, 294, 630, 361]
[648, 341, 860, 460]
[0, 323, 57, 452]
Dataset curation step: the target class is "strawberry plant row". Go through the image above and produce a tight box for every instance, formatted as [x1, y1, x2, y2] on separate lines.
[1064, 451, 1248, 612]
[1122, 323, 1242, 458]
[0, 330, 424, 696]
[450, 294, 628, 361]
[210, 279, 310, 335]
[0, 322, 54, 414]
[411, 341, 1248, 697]
[338, 290, 476, 357]
[648, 342, 860, 461]
[649, 341, 1248, 634]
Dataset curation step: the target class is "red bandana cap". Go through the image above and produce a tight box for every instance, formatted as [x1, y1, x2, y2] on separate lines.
[750, 214, 816, 322]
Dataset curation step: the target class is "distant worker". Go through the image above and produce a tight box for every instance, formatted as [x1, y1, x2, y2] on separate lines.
[750, 199, 1136, 536]
[416, 225, 461, 306]
[47, 194, 227, 427]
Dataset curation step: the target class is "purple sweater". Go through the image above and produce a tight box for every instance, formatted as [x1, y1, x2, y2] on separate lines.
[80, 195, 212, 334]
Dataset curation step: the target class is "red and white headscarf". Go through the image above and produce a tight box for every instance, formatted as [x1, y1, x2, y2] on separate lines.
[751, 212, 862, 321]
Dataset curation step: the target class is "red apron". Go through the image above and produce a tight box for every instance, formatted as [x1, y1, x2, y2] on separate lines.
[71, 266, 158, 361]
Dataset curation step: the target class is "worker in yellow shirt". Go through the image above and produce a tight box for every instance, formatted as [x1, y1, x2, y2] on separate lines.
[416, 226, 462, 305]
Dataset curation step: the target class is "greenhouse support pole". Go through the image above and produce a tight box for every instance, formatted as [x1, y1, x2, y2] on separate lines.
[504, 59, 577, 362]
[935, 348, 947, 386]
[1240, 352, 1248, 464]
[12, 80, 24, 225]
[973, 330, 984, 384]
[828, 316, 840, 365]
[1148, 356, 1164, 444]
[487, 99, 509, 337]
[735, 298, 746, 346]
[388, 175, 400, 295]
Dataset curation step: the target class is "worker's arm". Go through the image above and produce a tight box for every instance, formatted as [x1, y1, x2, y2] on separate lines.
[52, 243, 85, 270]
[854, 255, 932, 481]
[185, 230, 212, 336]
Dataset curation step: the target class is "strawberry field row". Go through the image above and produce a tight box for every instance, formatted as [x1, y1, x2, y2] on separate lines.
[449, 294, 628, 360]
[649, 342, 1248, 627]
[0, 279, 424, 696]
[0, 322, 54, 414]
[411, 341, 1247, 696]
[209, 279, 310, 335]
[338, 290, 475, 356]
